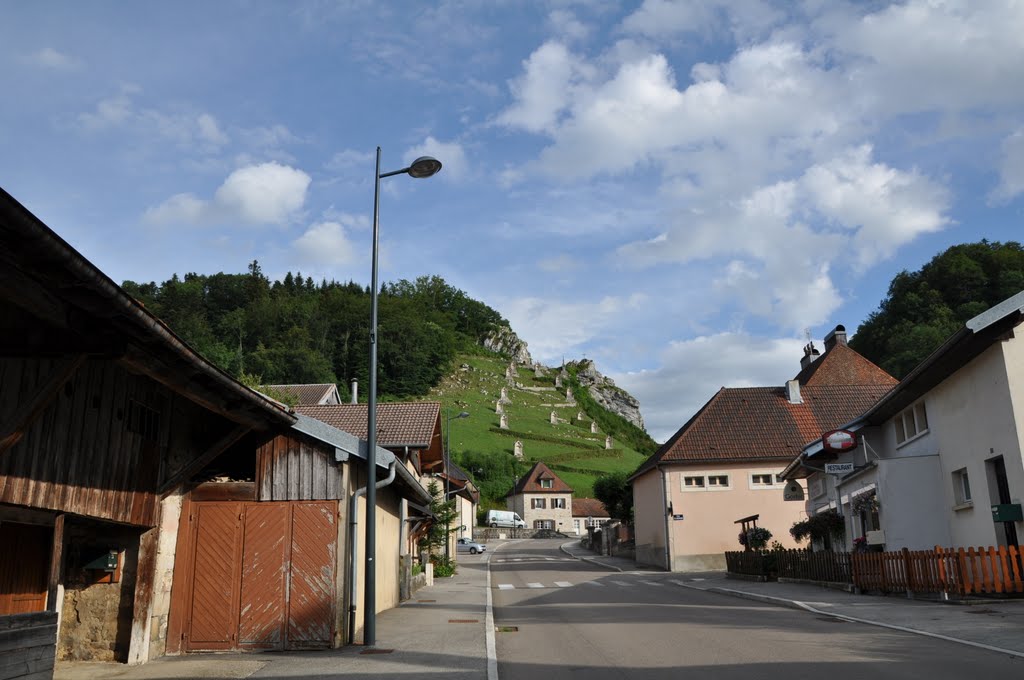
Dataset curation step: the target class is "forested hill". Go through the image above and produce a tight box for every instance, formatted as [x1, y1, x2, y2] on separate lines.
[122, 263, 506, 400]
[851, 240, 1024, 378]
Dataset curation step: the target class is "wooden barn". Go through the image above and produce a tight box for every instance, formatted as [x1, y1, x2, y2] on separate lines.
[0, 188, 433, 677]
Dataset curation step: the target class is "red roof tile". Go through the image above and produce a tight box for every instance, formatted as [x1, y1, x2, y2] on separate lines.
[264, 383, 340, 405]
[507, 461, 573, 496]
[572, 498, 609, 518]
[794, 344, 897, 388]
[631, 342, 895, 478]
[295, 402, 441, 448]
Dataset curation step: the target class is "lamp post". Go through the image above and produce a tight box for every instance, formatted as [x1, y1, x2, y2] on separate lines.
[365, 148, 441, 646]
[445, 409, 470, 561]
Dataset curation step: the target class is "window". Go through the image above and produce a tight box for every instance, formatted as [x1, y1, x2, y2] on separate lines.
[534, 520, 553, 529]
[750, 473, 777, 488]
[531, 498, 546, 509]
[551, 498, 566, 509]
[707, 475, 730, 489]
[895, 401, 929, 445]
[952, 468, 972, 506]
[809, 477, 825, 499]
[539, 478, 553, 489]
[682, 476, 705, 490]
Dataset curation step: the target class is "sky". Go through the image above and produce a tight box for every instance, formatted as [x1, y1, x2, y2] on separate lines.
[3, 1, 1024, 443]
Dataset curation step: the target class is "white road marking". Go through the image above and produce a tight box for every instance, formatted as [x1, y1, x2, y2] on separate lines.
[485, 553, 497, 680]
[554, 581, 572, 588]
[669, 579, 689, 587]
[497, 584, 515, 590]
[691, 578, 706, 582]
[584, 580, 605, 586]
[611, 580, 633, 586]
[527, 582, 544, 589]
[641, 581, 664, 586]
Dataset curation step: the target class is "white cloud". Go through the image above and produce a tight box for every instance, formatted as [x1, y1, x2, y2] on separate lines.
[503, 294, 648, 362]
[404, 137, 467, 181]
[620, 0, 723, 39]
[197, 114, 229, 146]
[612, 331, 804, 442]
[146, 162, 311, 226]
[23, 47, 80, 70]
[617, 146, 948, 330]
[292, 221, 356, 266]
[496, 42, 582, 134]
[537, 254, 581, 273]
[990, 129, 1024, 203]
[548, 10, 590, 42]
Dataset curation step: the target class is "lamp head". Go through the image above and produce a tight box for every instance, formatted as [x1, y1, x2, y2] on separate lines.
[407, 156, 442, 179]
[456, 411, 470, 419]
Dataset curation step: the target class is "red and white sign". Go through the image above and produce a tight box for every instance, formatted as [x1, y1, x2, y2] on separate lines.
[822, 429, 858, 452]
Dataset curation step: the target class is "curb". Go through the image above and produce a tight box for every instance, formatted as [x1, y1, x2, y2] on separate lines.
[700, 585, 1024, 660]
[558, 542, 624, 572]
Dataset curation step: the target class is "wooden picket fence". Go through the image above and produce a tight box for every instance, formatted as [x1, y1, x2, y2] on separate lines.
[725, 545, 1024, 597]
[851, 545, 1024, 596]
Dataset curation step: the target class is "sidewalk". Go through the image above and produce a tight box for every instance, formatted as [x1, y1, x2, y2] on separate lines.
[55, 551, 495, 680]
[560, 542, 1024, 658]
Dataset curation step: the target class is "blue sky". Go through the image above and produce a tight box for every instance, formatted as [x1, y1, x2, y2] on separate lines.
[3, 1, 1023, 442]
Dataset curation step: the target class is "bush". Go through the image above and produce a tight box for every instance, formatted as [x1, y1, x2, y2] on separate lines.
[745, 527, 772, 550]
[431, 555, 456, 578]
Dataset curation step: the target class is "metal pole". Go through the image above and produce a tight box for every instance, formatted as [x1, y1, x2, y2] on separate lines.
[364, 146, 382, 646]
[445, 409, 451, 561]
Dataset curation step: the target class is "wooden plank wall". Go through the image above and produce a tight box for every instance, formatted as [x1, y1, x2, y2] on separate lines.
[0, 357, 211, 528]
[256, 435, 341, 501]
[0, 612, 58, 680]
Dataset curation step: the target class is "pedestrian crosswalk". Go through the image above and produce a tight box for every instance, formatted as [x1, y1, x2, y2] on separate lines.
[494, 577, 689, 590]
[493, 557, 578, 563]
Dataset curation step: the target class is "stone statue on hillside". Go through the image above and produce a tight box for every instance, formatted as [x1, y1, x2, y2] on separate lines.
[605, 435, 613, 450]
[495, 401, 504, 415]
[554, 375, 562, 388]
[591, 421, 599, 434]
[550, 411, 558, 425]
[577, 411, 585, 421]
[500, 414, 509, 430]
[514, 440, 523, 458]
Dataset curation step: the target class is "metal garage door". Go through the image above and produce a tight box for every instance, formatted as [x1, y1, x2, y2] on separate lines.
[183, 501, 336, 652]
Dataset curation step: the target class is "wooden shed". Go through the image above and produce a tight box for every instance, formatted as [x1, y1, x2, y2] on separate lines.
[0, 188, 296, 677]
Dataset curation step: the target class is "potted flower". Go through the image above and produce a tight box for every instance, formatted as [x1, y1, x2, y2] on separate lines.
[746, 527, 773, 550]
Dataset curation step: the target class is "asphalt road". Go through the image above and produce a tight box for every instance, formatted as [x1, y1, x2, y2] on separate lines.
[491, 540, 1022, 680]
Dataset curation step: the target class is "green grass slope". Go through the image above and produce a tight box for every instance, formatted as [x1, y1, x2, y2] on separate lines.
[428, 353, 649, 505]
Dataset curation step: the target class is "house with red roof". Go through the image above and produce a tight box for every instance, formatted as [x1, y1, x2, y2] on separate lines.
[506, 462, 574, 532]
[571, 498, 610, 536]
[629, 326, 896, 571]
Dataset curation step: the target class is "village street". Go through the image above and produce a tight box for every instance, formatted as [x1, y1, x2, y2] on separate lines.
[52, 539, 1022, 680]
[492, 541, 1022, 679]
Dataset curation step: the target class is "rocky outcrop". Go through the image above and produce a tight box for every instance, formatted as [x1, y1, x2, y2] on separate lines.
[482, 324, 532, 365]
[570, 359, 645, 431]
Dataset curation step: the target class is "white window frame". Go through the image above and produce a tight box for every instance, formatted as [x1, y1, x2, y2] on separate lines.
[539, 478, 553, 489]
[952, 468, 972, 508]
[681, 475, 705, 491]
[748, 471, 783, 490]
[895, 401, 929, 447]
[551, 498, 566, 509]
[681, 472, 730, 491]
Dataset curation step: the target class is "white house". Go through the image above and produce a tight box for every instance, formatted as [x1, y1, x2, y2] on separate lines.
[782, 291, 1024, 551]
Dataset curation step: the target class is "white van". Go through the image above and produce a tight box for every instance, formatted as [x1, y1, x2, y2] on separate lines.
[485, 509, 526, 528]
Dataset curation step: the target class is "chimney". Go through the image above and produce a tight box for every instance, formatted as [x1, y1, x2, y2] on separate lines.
[824, 324, 848, 352]
[350, 379, 358, 404]
[800, 342, 820, 369]
[785, 379, 802, 404]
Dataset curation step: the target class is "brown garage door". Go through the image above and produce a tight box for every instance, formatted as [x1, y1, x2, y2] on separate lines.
[182, 501, 336, 652]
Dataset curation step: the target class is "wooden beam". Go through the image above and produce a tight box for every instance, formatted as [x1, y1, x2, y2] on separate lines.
[158, 425, 251, 496]
[127, 525, 159, 665]
[46, 514, 66, 611]
[0, 355, 86, 455]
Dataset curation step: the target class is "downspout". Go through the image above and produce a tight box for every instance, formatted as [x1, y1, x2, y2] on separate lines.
[348, 460, 397, 645]
[661, 466, 673, 571]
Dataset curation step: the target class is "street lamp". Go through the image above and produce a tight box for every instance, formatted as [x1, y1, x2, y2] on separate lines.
[365, 148, 441, 646]
[445, 409, 470, 561]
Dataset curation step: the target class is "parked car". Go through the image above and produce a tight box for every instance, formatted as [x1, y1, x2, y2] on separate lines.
[456, 537, 486, 554]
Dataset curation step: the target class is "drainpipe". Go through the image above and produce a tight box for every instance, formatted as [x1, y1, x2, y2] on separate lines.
[348, 460, 396, 645]
[661, 466, 673, 571]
